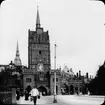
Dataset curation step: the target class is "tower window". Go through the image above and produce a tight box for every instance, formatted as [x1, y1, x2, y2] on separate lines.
[53, 78, 54, 82]
[26, 78, 31, 82]
[39, 50, 41, 55]
[56, 78, 58, 82]
[53, 78, 58, 82]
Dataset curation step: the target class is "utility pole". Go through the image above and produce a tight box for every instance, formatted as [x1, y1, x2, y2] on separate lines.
[53, 43, 57, 103]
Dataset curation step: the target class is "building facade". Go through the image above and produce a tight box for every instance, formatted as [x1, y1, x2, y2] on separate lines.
[50, 66, 91, 95]
[22, 7, 92, 95]
[0, 7, 92, 96]
[23, 7, 51, 95]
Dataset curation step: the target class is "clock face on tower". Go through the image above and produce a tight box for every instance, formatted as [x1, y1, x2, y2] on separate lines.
[37, 63, 44, 72]
[37, 29, 43, 34]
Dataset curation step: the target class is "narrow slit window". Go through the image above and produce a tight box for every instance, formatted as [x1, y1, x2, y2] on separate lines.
[39, 50, 41, 55]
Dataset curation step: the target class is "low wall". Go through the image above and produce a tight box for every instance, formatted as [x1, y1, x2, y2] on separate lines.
[0, 91, 12, 104]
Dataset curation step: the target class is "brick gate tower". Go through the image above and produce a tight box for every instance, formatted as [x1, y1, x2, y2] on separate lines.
[28, 7, 51, 95]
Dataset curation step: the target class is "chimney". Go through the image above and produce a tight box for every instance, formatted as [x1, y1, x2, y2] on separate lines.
[79, 70, 81, 77]
[86, 72, 88, 78]
[76, 72, 78, 78]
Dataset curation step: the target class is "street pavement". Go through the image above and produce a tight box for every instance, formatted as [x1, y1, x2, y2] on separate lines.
[17, 95, 105, 105]
[17, 95, 58, 105]
[57, 95, 104, 105]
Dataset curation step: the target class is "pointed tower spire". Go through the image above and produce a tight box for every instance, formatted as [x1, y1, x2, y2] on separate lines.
[36, 6, 40, 28]
[16, 41, 19, 57]
[14, 41, 22, 66]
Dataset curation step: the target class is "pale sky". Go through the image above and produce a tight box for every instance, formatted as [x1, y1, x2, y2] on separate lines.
[0, 0, 105, 76]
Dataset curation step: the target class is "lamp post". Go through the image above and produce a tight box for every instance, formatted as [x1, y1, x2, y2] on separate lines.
[53, 43, 57, 103]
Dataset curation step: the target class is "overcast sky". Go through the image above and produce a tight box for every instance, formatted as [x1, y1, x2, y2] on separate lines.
[0, 0, 105, 76]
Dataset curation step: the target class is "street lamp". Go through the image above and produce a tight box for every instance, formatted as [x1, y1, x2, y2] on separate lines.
[53, 43, 57, 103]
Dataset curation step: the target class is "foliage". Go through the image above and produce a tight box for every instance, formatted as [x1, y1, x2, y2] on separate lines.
[0, 69, 10, 87]
[88, 61, 105, 95]
[0, 66, 22, 88]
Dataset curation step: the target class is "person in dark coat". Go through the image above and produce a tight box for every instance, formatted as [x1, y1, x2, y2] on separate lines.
[16, 89, 20, 100]
[25, 90, 29, 100]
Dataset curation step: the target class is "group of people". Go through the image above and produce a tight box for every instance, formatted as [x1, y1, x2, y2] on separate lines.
[16, 85, 40, 105]
[25, 85, 40, 105]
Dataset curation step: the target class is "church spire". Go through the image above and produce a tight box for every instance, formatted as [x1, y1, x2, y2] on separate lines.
[14, 41, 22, 66]
[36, 6, 40, 28]
[16, 41, 19, 57]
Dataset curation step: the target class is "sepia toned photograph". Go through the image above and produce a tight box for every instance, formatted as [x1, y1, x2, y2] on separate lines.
[0, 0, 105, 105]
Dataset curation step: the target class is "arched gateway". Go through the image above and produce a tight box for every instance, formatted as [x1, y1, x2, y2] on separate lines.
[69, 85, 74, 94]
[37, 86, 47, 96]
[61, 83, 69, 95]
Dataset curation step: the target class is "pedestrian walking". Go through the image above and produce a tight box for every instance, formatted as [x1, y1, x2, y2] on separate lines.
[30, 85, 39, 105]
[25, 90, 29, 100]
[16, 89, 20, 100]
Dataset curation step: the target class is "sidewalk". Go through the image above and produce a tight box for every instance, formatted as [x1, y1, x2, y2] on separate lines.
[17, 95, 59, 105]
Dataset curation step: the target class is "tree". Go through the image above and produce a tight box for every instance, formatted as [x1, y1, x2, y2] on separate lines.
[88, 77, 98, 95]
[88, 61, 105, 95]
[0, 69, 10, 87]
[96, 61, 105, 95]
